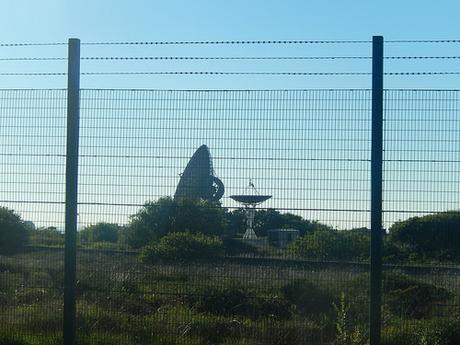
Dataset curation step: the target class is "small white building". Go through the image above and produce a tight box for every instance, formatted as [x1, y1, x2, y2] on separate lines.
[267, 229, 300, 248]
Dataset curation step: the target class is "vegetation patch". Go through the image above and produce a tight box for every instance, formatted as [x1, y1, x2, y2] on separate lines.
[189, 283, 292, 320]
[140, 232, 225, 262]
[0, 207, 29, 253]
[281, 279, 336, 318]
[289, 228, 369, 261]
[388, 211, 460, 261]
[383, 273, 452, 319]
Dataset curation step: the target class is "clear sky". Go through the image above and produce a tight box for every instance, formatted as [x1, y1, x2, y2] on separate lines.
[1, 0, 460, 89]
[2, 0, 459, 43]
[0, 1, 459, 231]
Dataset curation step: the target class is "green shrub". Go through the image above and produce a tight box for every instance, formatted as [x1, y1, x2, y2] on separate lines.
[140, 232, 225, 263]
[382, 237, 406, 263]
[29, 227, 64, 247]
[191, 284, 252, 316]
[185, 317, 237, 345]
[388, 211, 460, 261]
[79, 223, 121, 244]
[126, 197, 228, 248]
[189, 284, 292, 319]
[0, 335, 33, 345]
[0, 334, 60, 345]
[222, 237, 259, 256]
[251, 319, 332, 345]
[290, 228, 369, 261]
[281, 279, 336, 317]
[383, 273, 452, 319]
[381, 319, 460, 345]
[333, 292, 369, 345]
[353, 272, 452, 320]
[256, 297, 293, 319]
[253, 209, 332, 237]
[432, 318, 460, 345]
[0, 207, 29, 253]
[382, 326, 417, 345]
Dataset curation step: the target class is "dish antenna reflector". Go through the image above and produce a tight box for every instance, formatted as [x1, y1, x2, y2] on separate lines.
[230, 180, 272, 240]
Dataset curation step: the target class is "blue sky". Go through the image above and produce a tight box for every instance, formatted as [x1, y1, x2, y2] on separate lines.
[0, 1, 459, 231]
[1, 0, 460, 89]
[2, 0, 459, 43]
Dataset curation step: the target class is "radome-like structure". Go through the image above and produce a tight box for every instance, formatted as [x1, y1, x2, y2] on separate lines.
[174, 145, 224, 202]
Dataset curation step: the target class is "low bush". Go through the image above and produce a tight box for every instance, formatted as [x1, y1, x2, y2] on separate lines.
[185, 317, 242, 345]
[29, 227, 64, 247]
[0, 335, 34, 345]
[353, 272, 453, 320]
[191, 284, 250, 316]
[433, 318, 460, 345]
[381, 325, 417, 345]
[79, 223, 121, 244]
[252, 319, 333, 345]
[222, 237, 259, 256]
[289, 228, 369, 261]
[0, 207, 29, 253]
[140, 232, 225, 263]
[0, 334, 60, 345]
[383, 273, 452, 319]
[382, 319, 460, 345]
[189, 284, 292, 319]
[333, 292, 369, 345]
[281, 279, 336, 317]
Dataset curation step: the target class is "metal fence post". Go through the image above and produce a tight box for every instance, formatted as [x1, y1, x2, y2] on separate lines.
[370, 35, 384, 345]
[63, 38, 81, 345]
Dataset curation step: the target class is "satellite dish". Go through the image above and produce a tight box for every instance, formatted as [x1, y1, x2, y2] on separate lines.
[230, 180, 272, 240]
[230, 195, 272, 205]
[174, 145, 224, 202]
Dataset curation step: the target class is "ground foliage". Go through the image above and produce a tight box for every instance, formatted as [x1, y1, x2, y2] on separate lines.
[0, 207, 29, 253]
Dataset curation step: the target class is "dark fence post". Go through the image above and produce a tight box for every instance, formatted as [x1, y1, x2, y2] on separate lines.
[370, 35, 384, 345]
[63, 38, 81, 345]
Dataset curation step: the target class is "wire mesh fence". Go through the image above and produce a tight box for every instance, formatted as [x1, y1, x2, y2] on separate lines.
[1, 86, 459, 344]
[74, 89, 372, 345]
[0, 89, 67, 344]
[381, 90, 460, 344]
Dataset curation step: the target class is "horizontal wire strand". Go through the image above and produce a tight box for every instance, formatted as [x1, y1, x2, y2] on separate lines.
[2, 71, 459, 76]
[0, 42, 66, 47]
[2, 55, 460, 61]
[0, 38, 459, 47]
[81, 39, 372, 45]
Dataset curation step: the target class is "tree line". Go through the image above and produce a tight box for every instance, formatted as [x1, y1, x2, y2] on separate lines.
[1, 198, 460, 263]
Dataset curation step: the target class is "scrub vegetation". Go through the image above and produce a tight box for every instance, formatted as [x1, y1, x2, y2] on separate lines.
[1, 202, 460, 344]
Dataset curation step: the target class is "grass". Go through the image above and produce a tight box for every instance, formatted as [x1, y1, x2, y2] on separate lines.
[1, 248, 460, 345]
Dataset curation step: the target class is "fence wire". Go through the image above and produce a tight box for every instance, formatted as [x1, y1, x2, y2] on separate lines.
[0, 89, 66, 344]
[382, 90, 460, 344]
[0, 88, 459, 345]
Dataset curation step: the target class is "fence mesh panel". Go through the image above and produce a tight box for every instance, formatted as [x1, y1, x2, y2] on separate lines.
[382, 90, 460, 344]
[0, 89, 66, 344]
[0, 88, 459, 345]
[74, 89, 371, 345]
